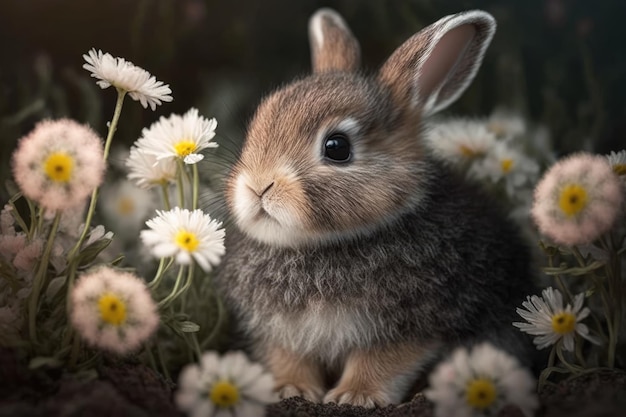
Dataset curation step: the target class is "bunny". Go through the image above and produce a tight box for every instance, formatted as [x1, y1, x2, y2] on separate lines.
[216, 8, 535, 407]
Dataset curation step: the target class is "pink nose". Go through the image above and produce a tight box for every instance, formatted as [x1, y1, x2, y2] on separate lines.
[251, 181, 275, 198]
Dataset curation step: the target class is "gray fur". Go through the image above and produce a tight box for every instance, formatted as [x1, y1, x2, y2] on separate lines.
[214, 8, 535, 403]
[217, 159, 535, 360]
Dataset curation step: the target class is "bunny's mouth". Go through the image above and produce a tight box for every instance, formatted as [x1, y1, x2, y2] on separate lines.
[253, 206, 280, 224]
[231, 172, 314, 246]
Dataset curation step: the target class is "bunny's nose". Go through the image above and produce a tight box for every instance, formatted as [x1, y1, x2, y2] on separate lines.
[254, 181, 275, 198]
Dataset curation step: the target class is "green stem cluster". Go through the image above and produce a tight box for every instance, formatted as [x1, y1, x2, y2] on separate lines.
[539, 231, 625, 384]
[27, 211, 62, 344]
[67, 90, 126, 261]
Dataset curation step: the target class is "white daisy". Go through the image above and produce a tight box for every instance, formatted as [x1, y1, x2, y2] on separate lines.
[140, 207, 225, 272]
[100, 180, 156, 238]
[136, 108, 218, 164]
[125, 146, 178, 190]
[11, 119, 106, 212]
[176, 351, 277, 417]
[83, 48, 173, 110]
[532, 153, 623, 246]
[425, 343, 538, 417]
[606, 150, 626, 178]
[486, 108, 527, 139]
[425, 118, 497, 165]
[513, 287, 599, 351]
[469, 141, 540, 196]
[71, 266, 159, 355]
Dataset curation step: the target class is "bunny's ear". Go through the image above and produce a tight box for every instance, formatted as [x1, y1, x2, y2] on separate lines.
[378, 10, 495, 117]
[309, 8, 361, 73]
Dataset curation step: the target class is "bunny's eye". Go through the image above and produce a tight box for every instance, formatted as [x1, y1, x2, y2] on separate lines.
[324, 133, 351, 163]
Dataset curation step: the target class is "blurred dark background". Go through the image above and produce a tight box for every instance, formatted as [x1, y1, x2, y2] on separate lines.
[0, 0, 625, 185]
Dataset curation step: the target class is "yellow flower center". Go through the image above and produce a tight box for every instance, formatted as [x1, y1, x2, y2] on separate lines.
[175, 230, 199, 252]
[98, 293, 127, 326]
[174, 140, 197, 157]
[116, 197, 135, 215]
[210, 381, 240, 408]
[501, 158, 514, 174]
[551, 312, 576, 334]
[612, 164, 626, 176]
[459, 144, 480, 158]
[558, 184, 588, 217]
[43, 152, 74, 183]
[466, 378, 497, 410]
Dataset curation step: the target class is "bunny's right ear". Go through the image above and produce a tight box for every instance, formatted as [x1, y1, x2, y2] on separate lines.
[308, 8, 361, 73]
[378, 11, 495, 118]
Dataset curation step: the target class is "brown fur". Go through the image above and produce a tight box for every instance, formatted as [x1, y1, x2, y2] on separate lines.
[324, 341, 440, 407]
[266, 345, 326, 402]
[217, 9, 510, 408]
[227, 74, 429, 239]
[310, 8, 361, 73]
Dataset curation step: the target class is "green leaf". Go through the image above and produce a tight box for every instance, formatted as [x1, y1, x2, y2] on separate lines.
[76, 238, 112, 266]
[45, 275, 67, 300]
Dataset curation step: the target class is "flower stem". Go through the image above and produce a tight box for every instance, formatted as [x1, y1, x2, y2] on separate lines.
[160, 183, 171, 210]
[555, 343, 584, 374]
[148, 257, 173, 290]
[103, 89, 127, 161]
[548, 252, 573, 303]
[67, 89, 127, 261]
[158, 264, 195, 309]
[192, 163, 199, 210]
[176, 160, 185, 208]
[67, 191, 99, 261]
[201, 289, 225, 349]
[190, 333, 202, 360]
[601, 233, 621, 369]
[28, 211, 61, 344]
[156, 341, 171, 381]
[157, 265, 185, 309]
[592, 273, 616, 366]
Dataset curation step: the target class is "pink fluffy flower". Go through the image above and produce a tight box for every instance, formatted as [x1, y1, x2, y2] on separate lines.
[13, 239, 43, 273]
[11, 119, 106, 212]
[71, 266, 158, 355]
[0, 234, 26, 264]
[532, 153, 623, 246]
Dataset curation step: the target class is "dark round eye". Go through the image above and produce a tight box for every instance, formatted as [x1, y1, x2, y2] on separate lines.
[324, 133, 351, 162]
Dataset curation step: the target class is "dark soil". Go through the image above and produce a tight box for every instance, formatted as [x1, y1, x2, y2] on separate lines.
[1, 348, 626, 417]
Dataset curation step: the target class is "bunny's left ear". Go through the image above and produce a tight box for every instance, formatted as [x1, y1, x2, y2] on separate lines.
[378, 10, 496, 117]
[308, 8, 361, 73]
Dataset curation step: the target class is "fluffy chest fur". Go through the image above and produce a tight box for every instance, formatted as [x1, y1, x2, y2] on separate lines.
[259, 302, 386, 362]
[216, 168, 533, 361]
